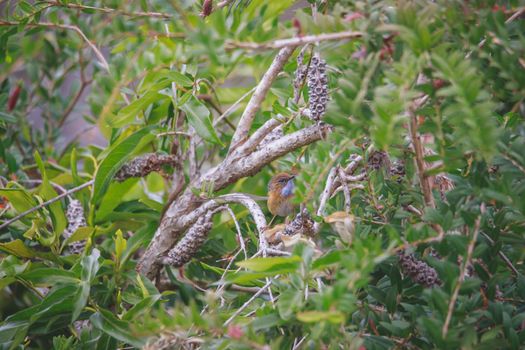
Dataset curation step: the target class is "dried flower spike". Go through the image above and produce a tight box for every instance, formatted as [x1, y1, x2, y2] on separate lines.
[293, 48, 308, 101]
[306, 53, 329, 121]
[367, 150, 391, 171]
[283, 206, 315, 237]
[163, 207, 224, 267]
[114, 153, 178, 182]
[63, 199, 87, 254]
[398, 251, 441, 288]
[389, 159, 406, 182]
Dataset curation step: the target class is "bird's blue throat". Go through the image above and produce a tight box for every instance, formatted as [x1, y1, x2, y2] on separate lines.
[281, 179, 295, 198]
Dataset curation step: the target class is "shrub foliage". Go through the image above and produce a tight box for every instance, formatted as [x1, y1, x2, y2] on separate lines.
[1, 1, 525, 349]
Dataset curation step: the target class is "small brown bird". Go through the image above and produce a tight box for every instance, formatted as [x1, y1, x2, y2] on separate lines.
[267, 173, 296, 217]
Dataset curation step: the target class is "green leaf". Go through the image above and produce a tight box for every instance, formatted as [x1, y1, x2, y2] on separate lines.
[165, 71, 193, 87]
[296, 310, 345, 324]
[21, 268, 79, 285]
[0, 321, 29, 348]
[277, 289, 303, 320]
[226, 271, 276, 285]
[72, 281, 90, 322]
[90, 308, 145, 348]
[18, 1, 33, 13]
[0, 277, 16, 289]
[180, 96, 223, 146]
[114, 229, 126, 269]
[111, 92, 164, 128]
[71, 249, 100, 322]
[236, 256, 302, 273]
[312, 251, 341, 270]
[62, 226, 95, 247]
[80, 248, 100, 282]
[122, 295, 161, 321]
[0, 240, 37, 258]
[34, 151, 67, 237]
[379, 320, 411, 337]
[0, 188, 38, 215]
[91, 127, 155, 206]
[0, 111, 17, 124]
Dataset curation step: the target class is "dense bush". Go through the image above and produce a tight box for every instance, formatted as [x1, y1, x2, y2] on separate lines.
[1, 1, 524, 349]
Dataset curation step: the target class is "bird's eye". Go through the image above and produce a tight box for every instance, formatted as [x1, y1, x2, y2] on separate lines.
[279, 178, 287, 183]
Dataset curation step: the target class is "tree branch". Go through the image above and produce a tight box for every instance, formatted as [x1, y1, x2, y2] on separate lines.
[223, 280, 272, 326]
[226, 31, 363, 51]
[229, 47, 295, 152]
[43, 0, 173, 19]
[138, 122, 332, 280]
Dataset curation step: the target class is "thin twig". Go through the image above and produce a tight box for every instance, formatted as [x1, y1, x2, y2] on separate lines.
[223, 280, 272, 326]
[0, 21, 110, 72]
[58, 52, 92, 128]
[479, 231, 519, 276]
[407, 94, 446, 239]
[408, 98, 435, 209]
[43, 0, 173, 19]
[213, 87, 256, 127]
[465, 6, 525, 58]
[501, 152, 525, 176]
[226, 206, 247, 260]
[226, 31, 363, 51]
[292, 335, 308, 350]
[338, 167, 352, 212]
[156, 131, 192, 137]
[0, 180, 93, 230]
[316, 167, 338, 217]
[266, 248, 291, 256]
[442, 205, 484, 338]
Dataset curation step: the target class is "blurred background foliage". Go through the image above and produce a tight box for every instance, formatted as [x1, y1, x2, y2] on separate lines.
[1, 0, 525, 349]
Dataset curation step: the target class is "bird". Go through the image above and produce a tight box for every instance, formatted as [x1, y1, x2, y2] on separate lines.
[267, 172, 296, 217]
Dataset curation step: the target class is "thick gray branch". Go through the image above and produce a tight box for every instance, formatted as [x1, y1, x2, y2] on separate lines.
[138, 123, 332, 279]
[229, 47, 295, 152]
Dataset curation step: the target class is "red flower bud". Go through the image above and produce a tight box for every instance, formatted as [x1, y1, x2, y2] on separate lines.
[7, 85, 21, 112]
[200, 0, 213, 17]
[227, 324, 243, 340]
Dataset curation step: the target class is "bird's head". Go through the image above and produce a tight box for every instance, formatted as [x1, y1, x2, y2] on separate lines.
[268, 172, 296, 198]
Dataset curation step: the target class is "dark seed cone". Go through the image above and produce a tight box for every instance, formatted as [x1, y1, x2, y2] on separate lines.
[389, 159, 406, 182]
[398, 251, 441, 287]
[434, 174, 454, 201]
[367, 150, 391, 171]
[306, 53, 329, 121]
[283, 206, 315, 237]
[293, 49, 308, 101]
[164, 208, 223, 267]
[114, 153, 178, 182]
[63, 199, 87, 254]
